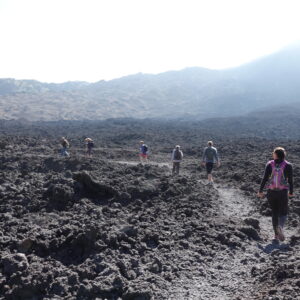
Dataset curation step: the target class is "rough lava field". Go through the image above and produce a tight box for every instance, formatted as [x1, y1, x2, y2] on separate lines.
[1, 119, 300, 300]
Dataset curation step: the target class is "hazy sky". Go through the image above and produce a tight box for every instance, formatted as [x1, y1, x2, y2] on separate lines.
[0, 0, 300, 82]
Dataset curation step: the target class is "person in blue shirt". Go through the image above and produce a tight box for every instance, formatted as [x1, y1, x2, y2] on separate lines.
[139, 141, 149, 163]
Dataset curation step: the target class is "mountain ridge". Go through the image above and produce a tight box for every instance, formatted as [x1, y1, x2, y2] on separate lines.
[0, 44, 300, 121]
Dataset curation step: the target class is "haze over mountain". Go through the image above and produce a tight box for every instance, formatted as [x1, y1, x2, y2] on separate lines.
[0, 44, 299, 121]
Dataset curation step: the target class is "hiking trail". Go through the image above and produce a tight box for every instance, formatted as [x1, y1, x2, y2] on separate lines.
[169, 181, 294, 299]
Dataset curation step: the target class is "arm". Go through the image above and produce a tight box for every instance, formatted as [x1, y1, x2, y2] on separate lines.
[286, 164, 294, 195]
[171, 150, 175, 161]
[259, 163, 272, 193]
[214, 149, 219, 163]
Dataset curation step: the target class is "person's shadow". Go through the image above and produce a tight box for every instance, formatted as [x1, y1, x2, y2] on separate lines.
[257, 239, 291, 254]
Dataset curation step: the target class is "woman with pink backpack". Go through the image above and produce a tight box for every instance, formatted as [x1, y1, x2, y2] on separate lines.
[257, 147, 294, 241]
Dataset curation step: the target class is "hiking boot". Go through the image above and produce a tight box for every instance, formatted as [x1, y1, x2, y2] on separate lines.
[276, 226, 285, 242]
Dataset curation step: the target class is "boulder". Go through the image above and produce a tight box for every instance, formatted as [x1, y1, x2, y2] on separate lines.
[2, 253, 29, 275]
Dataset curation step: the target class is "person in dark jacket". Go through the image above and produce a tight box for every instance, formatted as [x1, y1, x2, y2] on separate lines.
[171, 145, 183, 175]
[85, 138, 94, 157]
[258, 147, 294, 241]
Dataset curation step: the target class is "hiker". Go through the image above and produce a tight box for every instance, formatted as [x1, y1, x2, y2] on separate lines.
[202, 141, 220, 184]
[171, 145, 183, 175]
[257, 147, 294, 241]
[85, 138, 94, 157]
[60, 137, 70, 157]
[139, 141, 149, 163]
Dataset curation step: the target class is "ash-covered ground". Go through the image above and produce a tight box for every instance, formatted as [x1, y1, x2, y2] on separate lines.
[1, 119, 300, 300]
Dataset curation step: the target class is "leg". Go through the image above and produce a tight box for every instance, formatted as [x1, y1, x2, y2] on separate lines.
[176, 162, 180, 175]
[172, 163, 176, 175]
[206, 163, 210, 181]
[267, 190, 280, 235]
[210, 163, 214, 182]
[278, 190, 288, 228]
[174, 162, 180, 175]
[61, 147, 67, 156]
[206, 163, 214, 183]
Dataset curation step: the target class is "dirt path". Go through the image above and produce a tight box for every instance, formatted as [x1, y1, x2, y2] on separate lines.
[169, 182, 295, 299]
[169, 185, 256, 299]
[107, 159, 171, 168]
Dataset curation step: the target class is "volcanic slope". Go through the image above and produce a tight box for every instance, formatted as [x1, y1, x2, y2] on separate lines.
[1, 135, 300, 299]
[1, 43, 300, 121]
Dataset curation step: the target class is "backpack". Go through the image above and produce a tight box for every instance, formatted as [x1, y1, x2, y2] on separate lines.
[88, 141, 94, 148]
[267, 160, 289, 190]
[62, 140, 69, 148]
[142, 145, 148, 153]
[174, 149, 182, 160]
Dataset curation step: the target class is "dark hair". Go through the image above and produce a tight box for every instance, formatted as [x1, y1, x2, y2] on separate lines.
[273, 147, 286, 160]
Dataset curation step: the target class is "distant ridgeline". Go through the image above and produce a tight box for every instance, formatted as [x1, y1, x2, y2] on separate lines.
[0, 44, 300, 122]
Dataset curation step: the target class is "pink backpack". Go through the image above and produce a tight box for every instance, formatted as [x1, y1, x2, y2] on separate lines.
[267, 160, 289, 190]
